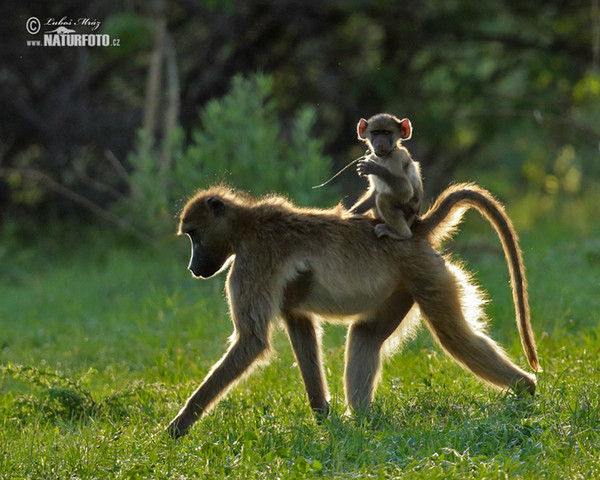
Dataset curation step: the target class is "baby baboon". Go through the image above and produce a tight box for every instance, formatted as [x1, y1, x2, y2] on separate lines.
[348, 113, 423, 240]
[167, 183, 538, 438]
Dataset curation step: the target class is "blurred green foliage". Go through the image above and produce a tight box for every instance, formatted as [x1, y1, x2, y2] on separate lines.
[0, 0, 599, 234]
[101, 11, 153, 59]
[121, 74, 335, 231]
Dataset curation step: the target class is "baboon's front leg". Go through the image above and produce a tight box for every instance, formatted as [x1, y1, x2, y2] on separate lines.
[344, 289, 414, 412]
[167, 333, 269, 438]
[283, 311, 329, 416]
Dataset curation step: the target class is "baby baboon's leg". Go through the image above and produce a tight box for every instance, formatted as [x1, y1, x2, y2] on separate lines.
[283, 311, 329, 416]
[375, 194, 412, 240]
[344, 289, 415, 412]
[414, 265, 536, 394]
[167, 331, 269, 438]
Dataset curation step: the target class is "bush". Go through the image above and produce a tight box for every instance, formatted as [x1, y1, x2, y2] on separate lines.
[122, 74, 337, 233]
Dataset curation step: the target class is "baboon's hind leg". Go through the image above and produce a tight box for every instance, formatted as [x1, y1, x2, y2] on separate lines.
[414, 266, 536, 394]
[283, 311, 329, 416]
[344, 289, 415, 412]
[376, 194, 412, 240]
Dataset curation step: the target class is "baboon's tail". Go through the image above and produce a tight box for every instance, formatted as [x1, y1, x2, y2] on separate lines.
[413, 183, 540, 372]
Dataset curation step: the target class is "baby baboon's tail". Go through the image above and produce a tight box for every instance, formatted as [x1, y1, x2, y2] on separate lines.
[413, 183, 539, 372]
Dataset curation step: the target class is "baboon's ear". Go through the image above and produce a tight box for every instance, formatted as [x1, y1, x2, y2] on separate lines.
[357, 118, 369, 139]
[206, 196, 226, 217]
[398, 118, 412, 140]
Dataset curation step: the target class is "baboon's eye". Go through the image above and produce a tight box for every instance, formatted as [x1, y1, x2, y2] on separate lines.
[371, 130, 392, 138]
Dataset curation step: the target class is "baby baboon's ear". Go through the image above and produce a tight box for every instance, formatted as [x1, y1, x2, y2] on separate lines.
[207, 196, 226, 217]
[398, 118, 412, 140]
[357, 118, 369, 139]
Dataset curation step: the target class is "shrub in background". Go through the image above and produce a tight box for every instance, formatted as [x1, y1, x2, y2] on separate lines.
[122, 74, 337, 234]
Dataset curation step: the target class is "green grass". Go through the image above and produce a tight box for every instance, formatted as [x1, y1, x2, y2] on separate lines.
[1, 200, 599, 479]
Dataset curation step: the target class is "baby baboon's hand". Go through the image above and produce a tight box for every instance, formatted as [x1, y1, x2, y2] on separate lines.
[356, 159, 383, 177]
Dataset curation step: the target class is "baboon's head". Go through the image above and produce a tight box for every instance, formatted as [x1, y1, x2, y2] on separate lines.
[179, 190, 241, 278]
[357, 113, 412, 157]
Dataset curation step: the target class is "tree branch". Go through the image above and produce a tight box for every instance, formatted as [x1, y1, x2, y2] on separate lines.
[0, 167, 154, 243]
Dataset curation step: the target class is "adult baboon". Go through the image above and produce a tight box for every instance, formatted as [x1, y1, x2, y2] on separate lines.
[167, 183, 538, 438]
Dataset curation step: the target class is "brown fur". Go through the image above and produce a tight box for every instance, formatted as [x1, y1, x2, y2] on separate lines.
[166, 183, 538, 438]
[349, 113, 423, 240]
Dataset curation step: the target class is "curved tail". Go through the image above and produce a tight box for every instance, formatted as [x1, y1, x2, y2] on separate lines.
[413, 183, 540, 372]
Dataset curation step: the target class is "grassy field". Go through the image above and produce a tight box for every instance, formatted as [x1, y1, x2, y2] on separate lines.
[1, 196, 599, 479]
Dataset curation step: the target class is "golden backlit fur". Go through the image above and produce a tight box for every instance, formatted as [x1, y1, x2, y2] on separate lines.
[167, 182, 538, 438]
